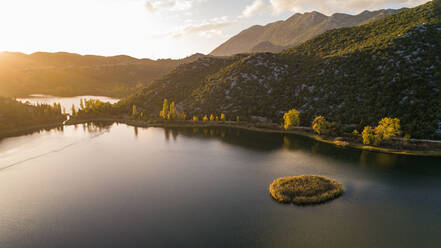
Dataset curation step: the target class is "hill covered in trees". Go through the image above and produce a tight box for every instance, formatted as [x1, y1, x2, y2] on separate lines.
[0, 52, 206, 97]
[0, 97, 65, 136]
[210, 9, 400, 56]
[115, 1, 441, 139]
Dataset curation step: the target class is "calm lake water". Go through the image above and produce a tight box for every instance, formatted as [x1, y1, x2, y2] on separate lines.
[17, 95, 119, 114]
[0, 122, 440, 248]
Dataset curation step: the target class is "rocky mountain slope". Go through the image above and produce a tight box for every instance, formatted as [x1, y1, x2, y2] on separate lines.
[0, 52, 205, 97]
[211, 9, 400, 56]
[123, 0, 441, 139]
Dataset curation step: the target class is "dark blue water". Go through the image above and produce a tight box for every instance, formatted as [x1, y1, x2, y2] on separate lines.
[0, 123, 440, 248]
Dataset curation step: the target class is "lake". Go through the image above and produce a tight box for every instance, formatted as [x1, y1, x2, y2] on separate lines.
[0, 122, 440, 248]
[17, 95, 119, 114]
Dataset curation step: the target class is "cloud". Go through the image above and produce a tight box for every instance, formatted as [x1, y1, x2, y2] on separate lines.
[242, 0, 268, 18]
[154, 16, 233, 39]
[269, 0, 428, 15]
[145, 0, 204, 13]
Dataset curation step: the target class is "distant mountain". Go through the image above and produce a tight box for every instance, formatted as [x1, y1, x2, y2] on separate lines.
[0, 52, 206, 97]
[122, 0, 441, 139]
[210, 9, 400, 56]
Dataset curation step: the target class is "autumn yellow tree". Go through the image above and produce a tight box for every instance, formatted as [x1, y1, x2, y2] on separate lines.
[362, 126, 376, 145]
[132, 105, 137, 117]
[236, 116, 240, 122]
[210, 114, 215, 121]
[377, 117, 401, 139]
[169, 101, 177, 120]
[193, 116, 199, 121]
[312, 116, 332, 135]
[160, 99, 169, 119]
[220, 113, 226, 121]
[362, 117, 402, 146]
[283, 109, 300, 130]
[203, 115, 209, 121]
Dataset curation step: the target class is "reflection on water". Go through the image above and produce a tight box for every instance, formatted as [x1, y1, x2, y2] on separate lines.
[0, 123, 440, 248]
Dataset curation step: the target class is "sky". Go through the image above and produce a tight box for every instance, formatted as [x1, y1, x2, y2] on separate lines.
[0, 0, 429, 59]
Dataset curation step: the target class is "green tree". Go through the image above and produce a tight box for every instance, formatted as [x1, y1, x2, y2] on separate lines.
[283, 109, 300, 130]
[236, 116, 240, 122]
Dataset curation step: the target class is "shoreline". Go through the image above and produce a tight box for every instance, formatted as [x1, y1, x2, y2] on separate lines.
[0, 121, 65, 140]
[65, 117, 441, 157]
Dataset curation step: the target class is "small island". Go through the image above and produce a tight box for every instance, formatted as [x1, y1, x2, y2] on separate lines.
[269, 175, 344, 205]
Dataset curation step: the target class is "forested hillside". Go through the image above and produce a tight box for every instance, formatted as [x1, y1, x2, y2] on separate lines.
[0, 52, 205, 97]
[120, 1, 441, 139]
[118, 55, 248, 115]
[0, 97, 65, 135]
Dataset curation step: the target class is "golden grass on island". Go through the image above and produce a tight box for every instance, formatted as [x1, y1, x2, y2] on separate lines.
[269, 175, 344, 205]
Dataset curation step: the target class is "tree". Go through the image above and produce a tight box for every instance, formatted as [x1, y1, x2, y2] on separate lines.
[203, 115, 209, 121]
[193, 116, 199, 121]
[71, 104, 77, 116]
[132, 105, 137, 117]
[161, 99, 169, 120]
[283, 109, 300, 130]
[215, 116, 219, 121]
[362, 126, 376, 145]
[80, 99, 85, 111]
[140, 112, 144, 120]
[362, 117, 402, 146]
[178, 112, 187, 120]
[210, 114, 215, 121]
[377, 117, 401, 139]
[236, 116, 240, 122]
[169, 101, 177, 120]
[312, 116, 330, 135]
[220, 113, 226, 121]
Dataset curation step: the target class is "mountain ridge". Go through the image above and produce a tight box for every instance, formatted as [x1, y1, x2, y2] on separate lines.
[0, 51, 207, 97]
[210, 8, 401, 56]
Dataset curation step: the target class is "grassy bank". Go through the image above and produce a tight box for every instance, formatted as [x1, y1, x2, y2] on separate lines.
[65, 116, 441, 157]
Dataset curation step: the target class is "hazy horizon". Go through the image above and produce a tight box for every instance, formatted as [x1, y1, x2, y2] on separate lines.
[0, 0, 429, 60]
